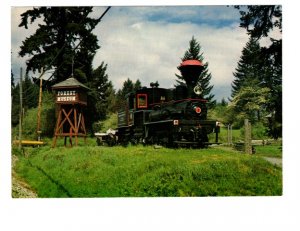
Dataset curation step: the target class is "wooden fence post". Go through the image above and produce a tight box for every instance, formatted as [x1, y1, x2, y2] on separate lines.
[227, 124, 232, 146]
[244, 119, 252, 154]
[18, 67, 23, 150]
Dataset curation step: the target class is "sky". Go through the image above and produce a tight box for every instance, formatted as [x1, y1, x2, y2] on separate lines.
[10, 5, 264, 102]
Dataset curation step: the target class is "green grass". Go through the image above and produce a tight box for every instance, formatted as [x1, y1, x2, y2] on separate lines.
[254, 144, 282, 158]
[14, 144, 282, 197]
[208, 128, 243, 143]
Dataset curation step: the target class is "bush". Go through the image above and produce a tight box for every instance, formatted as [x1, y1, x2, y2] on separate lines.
[252, 122, 268, 139]
[12, 92, 56, 140]
[240, 122, 268, 140]
[93, 113, 118, 133]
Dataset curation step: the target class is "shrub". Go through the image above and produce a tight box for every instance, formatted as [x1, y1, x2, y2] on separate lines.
[240, 122, 268, 140]
[12, 92, 56, 140]
[93, 113, 118, 133]
[252, 122, 268, 139]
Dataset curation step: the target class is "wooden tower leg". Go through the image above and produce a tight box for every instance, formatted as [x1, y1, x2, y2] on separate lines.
[74, 107, 78, 146]
[52, 104, 86, 147]
[69, 127, 73, 147]
[81, 114, 87, 144]
[52, 108, 62, 148]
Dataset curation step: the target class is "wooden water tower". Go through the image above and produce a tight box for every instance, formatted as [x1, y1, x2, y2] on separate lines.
[52, 77, 89, 147]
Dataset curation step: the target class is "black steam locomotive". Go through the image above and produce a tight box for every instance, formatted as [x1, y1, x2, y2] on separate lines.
[98, 59, 219, 148]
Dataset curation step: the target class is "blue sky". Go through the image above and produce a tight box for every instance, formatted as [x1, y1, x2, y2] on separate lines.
[10, 5, 258, 102]
[137, 5, 240, 26]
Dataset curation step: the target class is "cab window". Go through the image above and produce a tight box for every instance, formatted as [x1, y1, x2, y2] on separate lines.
[137, 94, 147, 108]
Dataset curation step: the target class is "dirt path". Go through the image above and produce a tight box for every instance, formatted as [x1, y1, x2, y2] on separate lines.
[12, 155, 37, 198]
[263, 157, 282, 167]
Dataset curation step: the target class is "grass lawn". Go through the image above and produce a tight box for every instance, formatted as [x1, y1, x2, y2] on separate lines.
[254, 144, 282, 158]
[13, 143, 282, 198]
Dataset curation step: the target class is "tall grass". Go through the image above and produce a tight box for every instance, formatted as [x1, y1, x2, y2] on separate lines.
[14, 145, 282, 197]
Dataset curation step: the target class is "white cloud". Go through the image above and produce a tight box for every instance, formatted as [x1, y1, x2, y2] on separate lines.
[11, 6, 252, 101]
[92, 7, 250, 100]
[11, 7, 47, 79]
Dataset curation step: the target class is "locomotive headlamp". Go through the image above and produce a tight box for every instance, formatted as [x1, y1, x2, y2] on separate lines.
[173, 120, 179, 125]
[193, 105, 201, 114]
[193, 106, 201, 114]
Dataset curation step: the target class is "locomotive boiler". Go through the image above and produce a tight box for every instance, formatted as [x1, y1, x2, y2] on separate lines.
[98, 59, 219, 148]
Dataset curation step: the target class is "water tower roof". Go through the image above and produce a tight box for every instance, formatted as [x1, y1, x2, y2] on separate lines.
[52, 77, 89, 90]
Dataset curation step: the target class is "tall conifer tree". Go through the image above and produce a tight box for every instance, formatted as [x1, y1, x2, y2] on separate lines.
[231, 37, 264, 98]
[235, 5, 282, 138]
[87, 62, 111, 124]
[18, 7, 111, 132]
[18, 7, 101, 85]
[176, 36, 215, 107]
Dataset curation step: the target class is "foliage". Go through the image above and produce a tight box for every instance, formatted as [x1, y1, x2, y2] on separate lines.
[176, 36, 216, 108]
[231, 37, 264, 98]
[11, 70, 15, 89]
[93, 113, 118, 133]
[235, 5, 282, 138]
[17, 7, 115, 133]
[115, 78, 142, 111]
[18, 7, 101, 86]
[236, 5, 282, 39]
[12, 92, 56, 140]
[14, 145, 282, 197]
[85, 62, 114, 130]
[239, 122, 268, 140]
[229, 35, 280, 132]
[251, 122, 269, 139]
[207, 100, 227, 122]
[11, 75, 39, 126]
[228, 86, 271, 127]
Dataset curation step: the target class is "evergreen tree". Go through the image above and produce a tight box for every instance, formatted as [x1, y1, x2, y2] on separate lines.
[220, 98, 227, 107]
[115, 78, 142, 111]
[236, 5, 282, 40]
[11, 70, 15, 90]
[116, 78, 133, 111]
[235, 5, 282, 138]
[18, 7, 112, 133]
[11, 85, 20, 126]
[23, 74, 39, 109]
[18, 7, 101, 86]
[11, 75, 39, 126]
[106, 82, 117, 113]
[87, 62, 111, 124]
[134, 79, 142, 91]
[176, 36, 215, 107]
[231, 37, 264, 98]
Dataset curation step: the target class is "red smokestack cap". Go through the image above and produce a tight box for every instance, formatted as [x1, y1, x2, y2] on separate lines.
[178, 59, 204, 85]
[180, 59, 203, 67]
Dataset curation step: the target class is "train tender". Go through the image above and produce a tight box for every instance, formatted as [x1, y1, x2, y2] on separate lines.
[98, 59, 220, 148]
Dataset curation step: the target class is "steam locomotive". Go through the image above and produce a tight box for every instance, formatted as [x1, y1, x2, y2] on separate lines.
[97, 59, 220, 148]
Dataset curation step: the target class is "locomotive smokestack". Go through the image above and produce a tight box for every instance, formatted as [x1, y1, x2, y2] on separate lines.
[178, 59, 204, 97]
